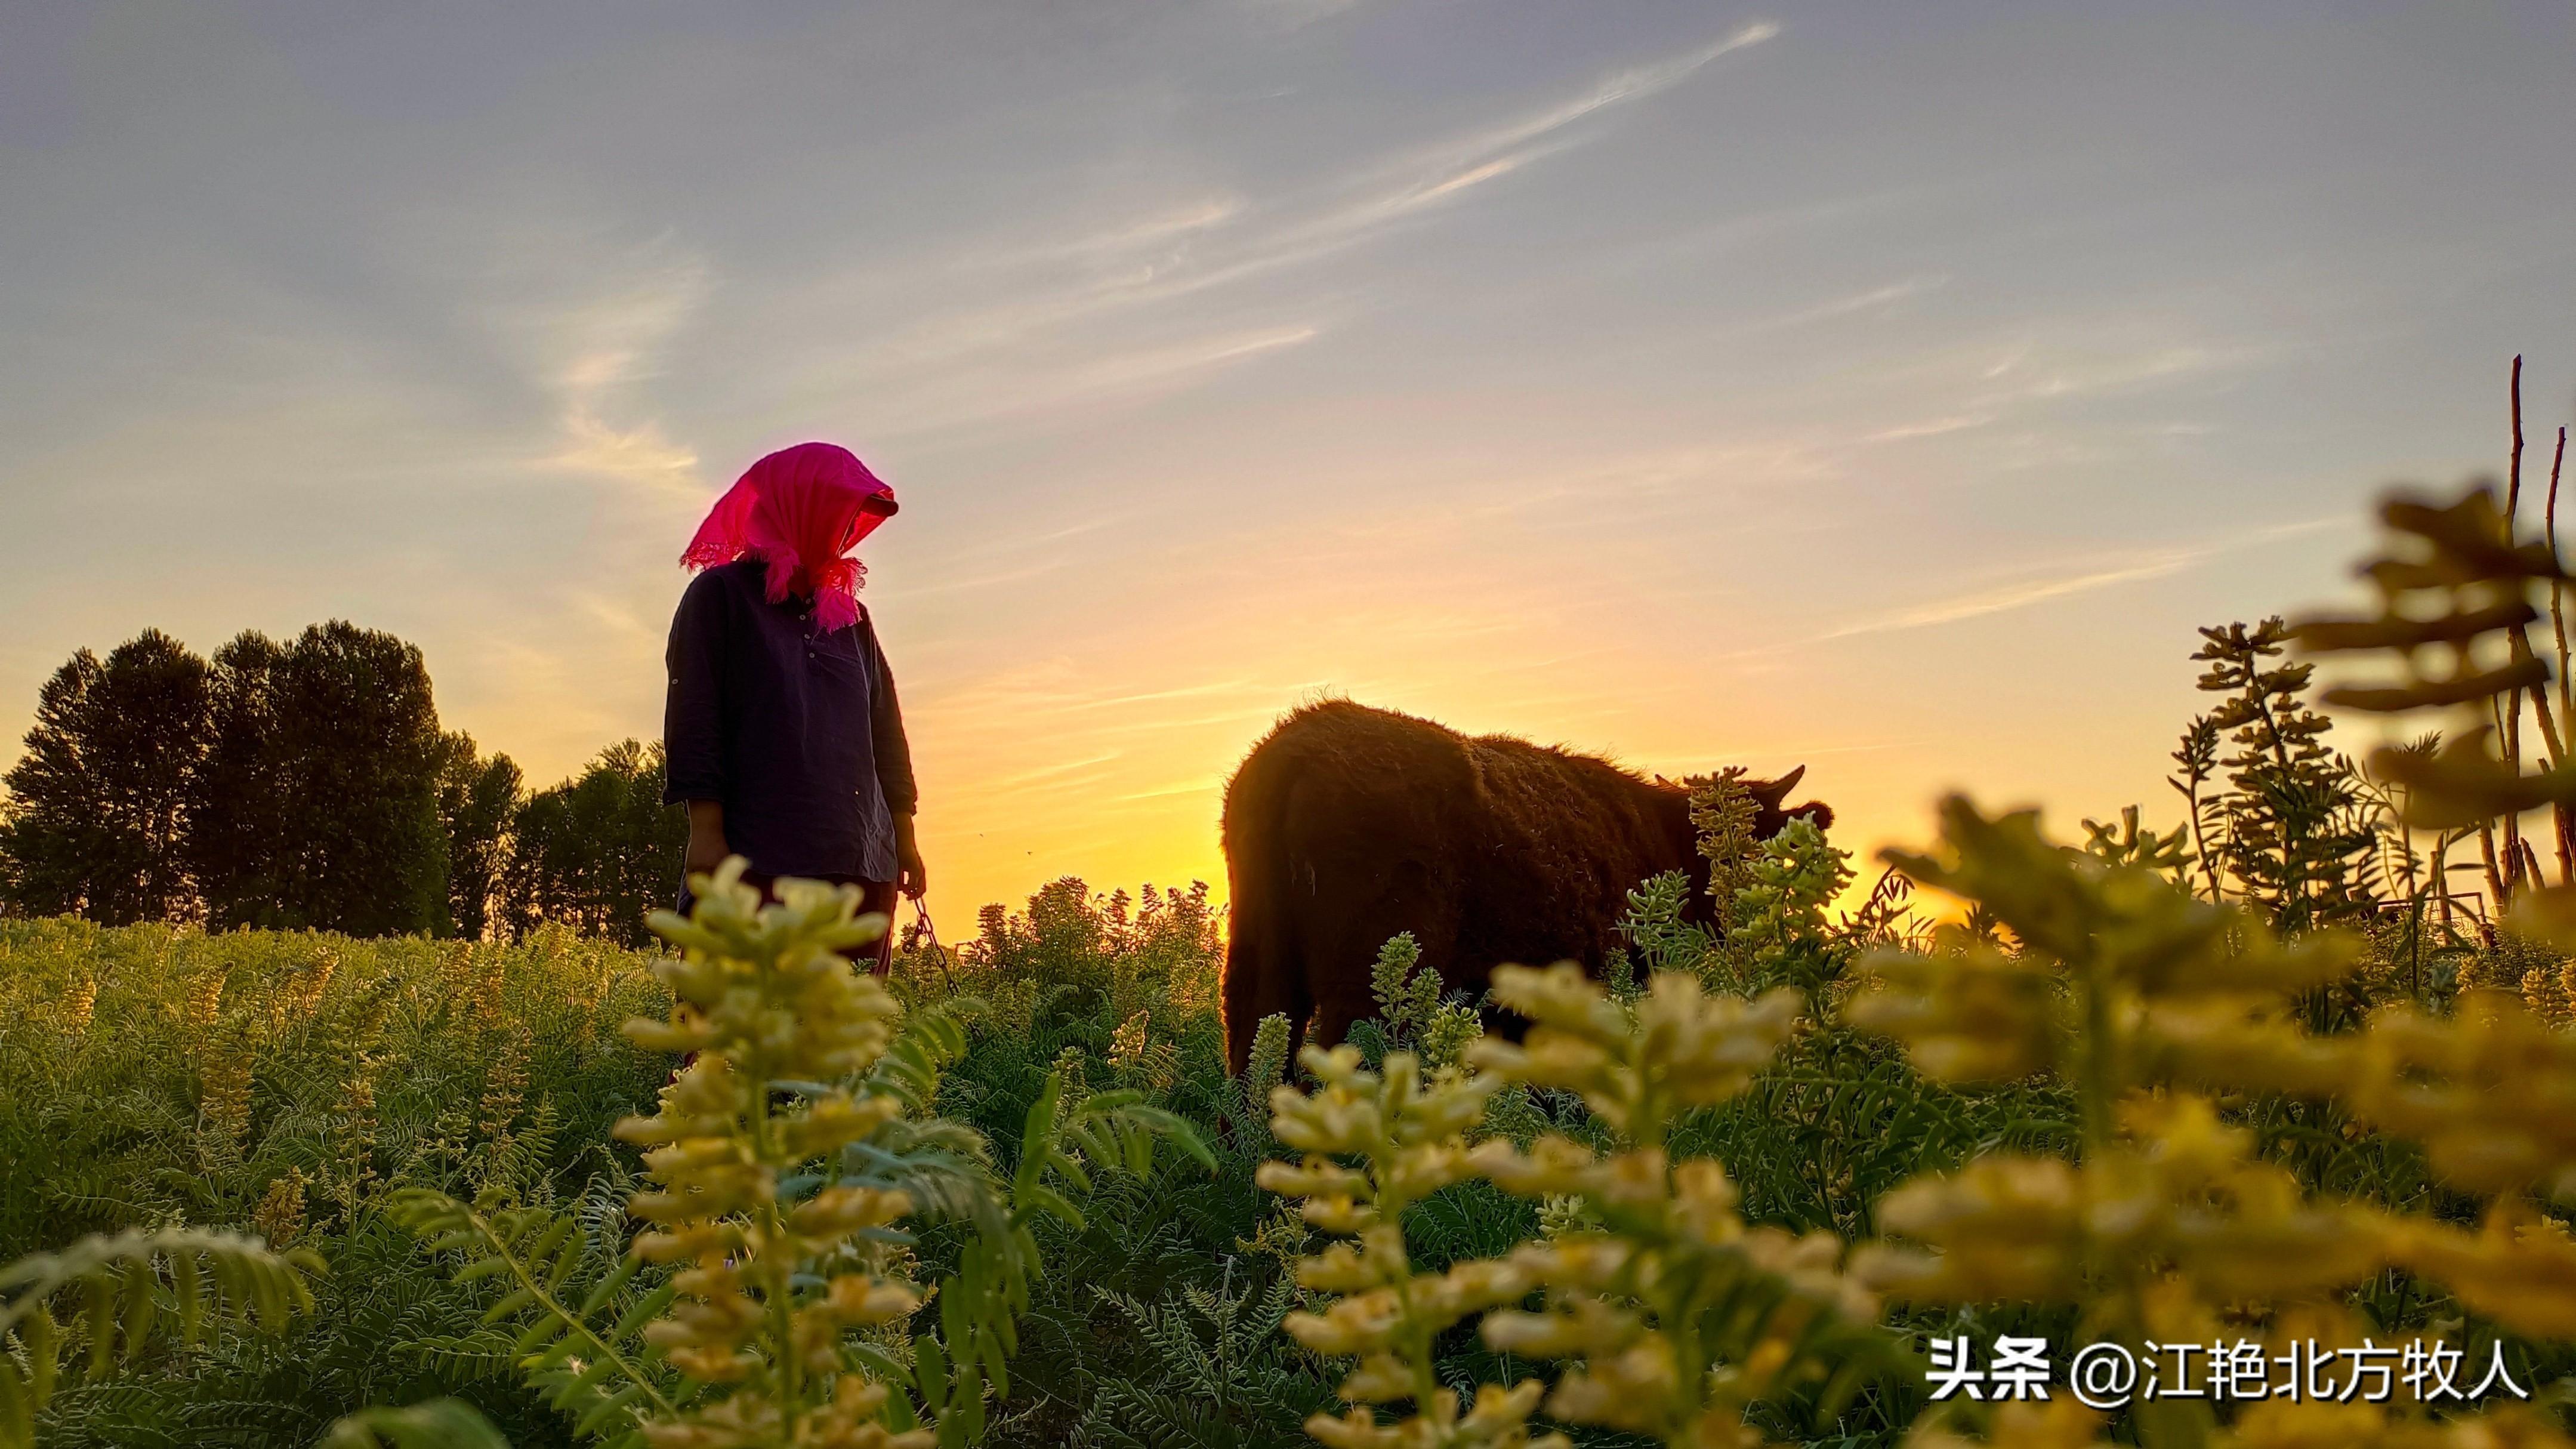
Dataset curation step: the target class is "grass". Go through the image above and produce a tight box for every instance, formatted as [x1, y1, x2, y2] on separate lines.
[8, 801, 2571, 1449]
[0, 849, 1993, 1447]
[0, 850, 2084, 1447]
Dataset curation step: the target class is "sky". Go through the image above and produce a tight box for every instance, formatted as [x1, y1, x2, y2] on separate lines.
[5, 2, 2576, 926]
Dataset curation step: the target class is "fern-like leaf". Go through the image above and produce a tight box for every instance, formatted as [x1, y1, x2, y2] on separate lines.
[0, 1225, 322, 1449]
[883, 1069, 1219, 1448]
[862, 995, 986, 1116]
[384, 1187, 680, 1449]
[323, 1397, 514, 1449]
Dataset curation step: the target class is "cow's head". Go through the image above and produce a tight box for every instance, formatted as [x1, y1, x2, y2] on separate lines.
[1656, 766, 1834, 926]
[1745, 764, 1833, 838]
[1660, 766, 1834, 840]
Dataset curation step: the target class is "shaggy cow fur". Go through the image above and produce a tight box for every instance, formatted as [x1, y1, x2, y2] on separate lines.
[1220, 700, 1832, 1074]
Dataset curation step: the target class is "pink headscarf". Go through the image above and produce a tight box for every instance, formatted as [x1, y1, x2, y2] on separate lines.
[681, 442, 898, 633]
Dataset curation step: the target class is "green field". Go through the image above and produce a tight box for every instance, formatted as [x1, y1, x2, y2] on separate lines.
[3, 881, 1362, 1447]
[17, 485, 2576, 1449]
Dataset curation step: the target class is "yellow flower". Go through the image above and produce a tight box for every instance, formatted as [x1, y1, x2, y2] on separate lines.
[1469, 965, 1799, 1142]
[613, 857, 934, 1444]
[1847, 942, 2057, 1084]
[2350, 992, 2576, 1200]
[1859, 1155, 2084, 1303]
[2395, 1200, 2576, 1340]
[1260, 1044, 1552, 1444]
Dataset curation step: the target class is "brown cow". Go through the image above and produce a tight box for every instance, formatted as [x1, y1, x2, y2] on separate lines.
[1220, 700, 1831, 1074]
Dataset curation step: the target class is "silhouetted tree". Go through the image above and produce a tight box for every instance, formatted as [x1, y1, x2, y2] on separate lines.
[2191, 617, 2378, 929]
[0, 630, 212, 923]
[190, 622, 447, 935]
[437, 732, 522, 941]
[187, 631, 289, 925]
[504, 739, 684, 947]
[2, 619, 707, 943]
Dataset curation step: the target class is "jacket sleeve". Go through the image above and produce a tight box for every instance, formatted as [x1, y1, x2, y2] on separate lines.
[866, 617, 918, 815]
[662, 573, 729, 806]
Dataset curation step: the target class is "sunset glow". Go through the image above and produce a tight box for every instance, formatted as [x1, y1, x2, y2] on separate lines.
[7, 5, 2575, 924]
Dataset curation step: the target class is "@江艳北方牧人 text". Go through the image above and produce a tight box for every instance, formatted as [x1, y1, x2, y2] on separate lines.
[1921, 1335, 2532, 1410]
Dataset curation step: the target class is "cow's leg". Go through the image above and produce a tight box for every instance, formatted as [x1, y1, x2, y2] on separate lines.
[1301, 856, 1457, 1053]
[1224, 907, 1312, 1077]
[1310, 994, 1369, 1056]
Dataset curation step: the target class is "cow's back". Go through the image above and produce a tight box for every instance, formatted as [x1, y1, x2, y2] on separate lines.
[1220, 701, 1478, 1069]
[1221, 699, 1477, 871]
[1454, 732, 1692, 982]
[1220, 701, 1699, 1069]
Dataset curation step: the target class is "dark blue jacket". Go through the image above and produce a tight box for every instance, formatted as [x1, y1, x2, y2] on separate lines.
[662, 560, 916, 881]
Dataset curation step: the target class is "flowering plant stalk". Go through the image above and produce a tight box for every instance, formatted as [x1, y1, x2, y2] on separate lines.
[1465, 965, 1887, 1449]
[1850, 791, 2576, 1448]
[381, 858, 1214, 1448]
[1259, 1043, 1557, 1449]
[610, 856, 931, 1449]
[1261, 961, 1898, 1449]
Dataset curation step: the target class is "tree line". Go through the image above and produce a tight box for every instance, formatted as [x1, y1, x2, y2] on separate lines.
[0, 623, 686, 945]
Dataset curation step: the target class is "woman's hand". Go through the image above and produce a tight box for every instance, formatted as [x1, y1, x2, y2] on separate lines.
[894, 811, 928, 899]
[684, 800, 730, 877]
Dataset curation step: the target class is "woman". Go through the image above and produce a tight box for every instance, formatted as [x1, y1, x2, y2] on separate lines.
[662, 441, 925, 974]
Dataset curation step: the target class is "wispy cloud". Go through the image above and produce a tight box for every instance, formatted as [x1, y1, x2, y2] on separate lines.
[1110, 776, 1224, 803]
[943, 199, 1247, 278]
[1413, 149, 1557, 206]
[869, 322, 1323, 439]
[820, 21, 1781, 398]
[1233, 21, 1780, 267]
[1059, 678, 1277, 712]
[1865, 412, 1995, 443]
[548, 412, 698, 494]
[1974, 344, 2249, 408]
[988, 753, 1122, 790]
[1243, 0, 1367, 30]
[1827, 553, 2201, 637]
[1075, 324, 1321, 389]
[1822, 517, 2344, 640]
[1763, 275, 1946, 330]
[930, 667, 1325, 724]
[1457, 22, 1781, 161]
[1318, 439, 1842, 540]
[894, 557, 1076, 600]
[522, 246, 711, 498]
